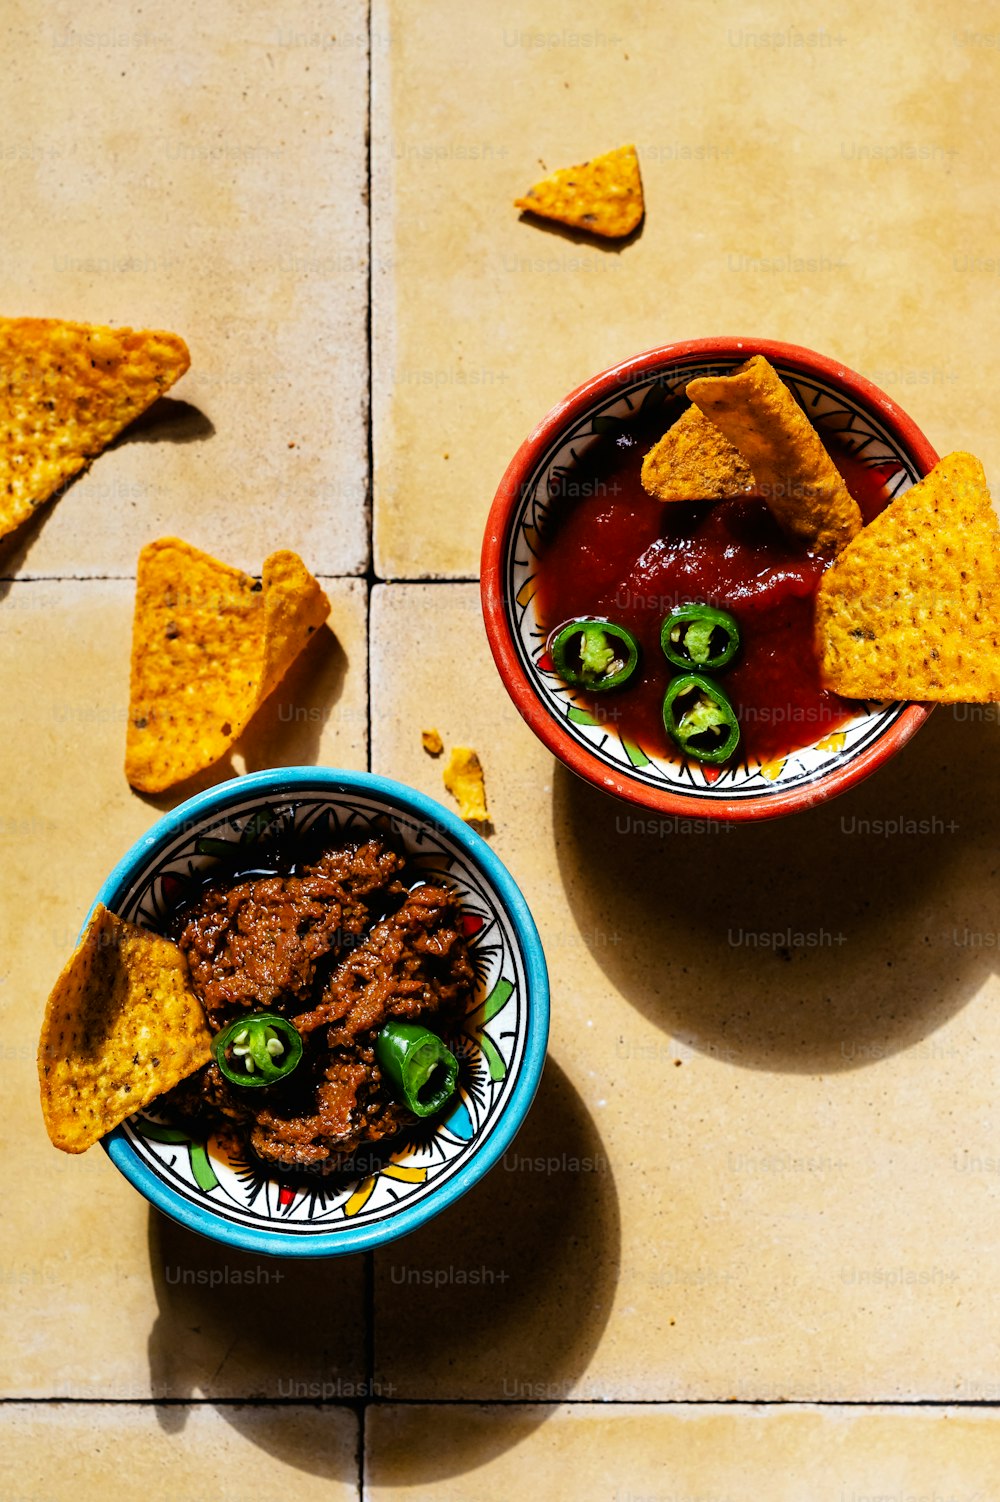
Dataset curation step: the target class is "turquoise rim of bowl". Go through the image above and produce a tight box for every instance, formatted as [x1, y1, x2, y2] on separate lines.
[93, 766, 550, 1258]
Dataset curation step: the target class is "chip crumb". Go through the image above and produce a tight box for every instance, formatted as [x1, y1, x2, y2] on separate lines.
[443, 746, 489, 823]
[37, 905, 212, 1154]
[0, 316, 189, 543]
[815, 451, 1000, 701]
[421, 728, 444, 757]
[514, 144, 644, 239]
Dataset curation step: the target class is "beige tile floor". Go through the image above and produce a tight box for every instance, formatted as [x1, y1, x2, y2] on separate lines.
[1, 0, 370, 579]
[372, 0, 1000, 578]
[5, 1, 1000, 1497]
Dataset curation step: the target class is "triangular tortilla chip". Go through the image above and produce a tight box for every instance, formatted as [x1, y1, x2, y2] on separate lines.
[0, 316, 189, 541]
[38, 904, 212, 1153]
[514, 144, 644, 239]
[686, 355, 862, 555]
[815, 451, 1000, 701]
[641, 404, 755, 502]
[125, 538, 331, 793]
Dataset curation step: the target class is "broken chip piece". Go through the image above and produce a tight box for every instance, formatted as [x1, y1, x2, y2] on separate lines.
[686, 355, 862, 555]
[0, 316, 189, 542]
[815, 451, 1000, 702]
[443, 746, 489, 823]
[38, 904, 212, 1153]
[421, 728, 444, 757]
[641, 404, 755, 502]
[125, 538, 330, 793]
[514, 144, 644, 239]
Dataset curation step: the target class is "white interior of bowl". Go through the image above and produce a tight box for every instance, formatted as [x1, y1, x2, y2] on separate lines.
[506, 358, 918, 802]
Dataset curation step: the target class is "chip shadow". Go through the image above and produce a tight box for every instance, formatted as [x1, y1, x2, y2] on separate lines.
[0, 397, 214, 580]
[553, 706, 1000, 1072]
[108, 396, 214, 447]
[515, 208, 644, 251]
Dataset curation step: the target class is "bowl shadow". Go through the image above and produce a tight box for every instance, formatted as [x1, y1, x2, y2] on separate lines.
[145, 1209, 362, 1484]
[144, 1057, 612, 1483]
[368, 1054, 620, 1480]
[553, 706, 1000, 1072]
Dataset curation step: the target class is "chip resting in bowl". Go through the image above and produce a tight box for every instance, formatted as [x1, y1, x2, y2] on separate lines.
[514, 144, 644, 239]
[125, 538, 331, 792]
[641, 404, 755, 502]
[38, 904, 212, 1153]
[686, 355, 862, 555]
[0, 316, 189, 542]
[815, 451, 1000, 701]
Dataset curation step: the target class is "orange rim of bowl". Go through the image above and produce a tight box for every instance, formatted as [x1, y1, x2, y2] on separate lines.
[481, 336, 937, 823]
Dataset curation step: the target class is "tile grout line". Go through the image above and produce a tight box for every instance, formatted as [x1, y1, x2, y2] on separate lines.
[362, 0, 375, 1496]
[4, 1397, 1000, 1409]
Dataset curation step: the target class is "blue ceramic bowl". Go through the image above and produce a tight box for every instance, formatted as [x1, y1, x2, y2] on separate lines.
[94, 767, 549, 1257]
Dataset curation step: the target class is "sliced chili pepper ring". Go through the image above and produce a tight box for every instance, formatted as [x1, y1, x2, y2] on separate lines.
[375, 1020, 459, 1118]
[549, 618, 640, 692]
[213, 1012, 304, 1088]
[662, 672, 741, 765]
[661, 604, 741, 672]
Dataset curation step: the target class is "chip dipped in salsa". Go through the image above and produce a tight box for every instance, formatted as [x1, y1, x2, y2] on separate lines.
[532, 390, 894, 766]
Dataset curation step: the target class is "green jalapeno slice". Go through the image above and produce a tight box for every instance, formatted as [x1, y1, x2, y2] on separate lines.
[550, 618, 640, 692]
[661, 604, 741, 672]
[662, 672, 741, 765]
[213, 1012, 304, 1088]
[375, 1021, 459, 1118]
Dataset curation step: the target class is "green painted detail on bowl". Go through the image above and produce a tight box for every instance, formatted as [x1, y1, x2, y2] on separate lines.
[623, 739, 651, 768]
[241, 806, 280, 843]
[567, 705, 600, 726]
[131, 1118, 219, 1192]
[477, 977, 514, 1025]
[132, 1120, 189, 1145]
[195, 836, 239, 858]
[477, 1029, 507, 1083]
[189, 1142, 220, 1192]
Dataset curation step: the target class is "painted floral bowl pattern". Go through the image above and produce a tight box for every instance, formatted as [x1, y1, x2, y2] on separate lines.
[482, 337, 937, 822]
[95, 767, 549, 1257]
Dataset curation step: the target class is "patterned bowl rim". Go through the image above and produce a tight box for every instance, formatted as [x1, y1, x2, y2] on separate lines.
[481, 336, 937, 822]
[94, 766, 550, 1258]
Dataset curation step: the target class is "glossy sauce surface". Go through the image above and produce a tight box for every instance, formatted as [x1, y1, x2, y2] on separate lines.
[533, 400, 892, 763]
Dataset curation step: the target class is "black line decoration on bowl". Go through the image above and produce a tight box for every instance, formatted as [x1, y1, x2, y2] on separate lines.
[505, 360, 917, 800]
[103, 788, 529, 1237]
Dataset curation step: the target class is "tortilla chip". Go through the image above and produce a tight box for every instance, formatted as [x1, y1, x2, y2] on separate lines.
[514, 144, 644, 239]
[641, 404, 755, 502]
[0, 317, 189, 542]
[686, 355, 862, 555]
[421, 728, 444, 757]
[38, 904, 212, 1153]
[815, 451, 1000, 701]
[443, 746, 488, 823]
[125, 538, 330, 793]
[257, 550, 331, 703]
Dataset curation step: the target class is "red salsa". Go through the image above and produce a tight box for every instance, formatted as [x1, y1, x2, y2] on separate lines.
[533, 394, 892, 764]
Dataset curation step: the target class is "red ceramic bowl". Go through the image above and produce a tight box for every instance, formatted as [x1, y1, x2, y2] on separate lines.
[481, 337, 936, 822]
